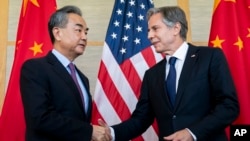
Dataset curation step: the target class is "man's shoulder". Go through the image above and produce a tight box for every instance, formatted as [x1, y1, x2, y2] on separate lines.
[188, 43, 222, 52]
[23, 51, 51, 66]
[147, 58, 165, 73]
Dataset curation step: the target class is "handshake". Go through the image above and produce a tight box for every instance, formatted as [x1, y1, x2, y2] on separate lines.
[91, 119, 113, 141]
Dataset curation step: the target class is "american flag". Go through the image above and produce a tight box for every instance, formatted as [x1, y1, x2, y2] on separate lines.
[92, 0, 163, 140]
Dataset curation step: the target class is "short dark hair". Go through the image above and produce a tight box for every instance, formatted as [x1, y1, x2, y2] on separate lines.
[147, 6, 188, 40]
[48, 5, 82, 43]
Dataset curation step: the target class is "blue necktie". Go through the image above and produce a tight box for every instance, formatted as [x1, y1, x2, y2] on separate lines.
[166, 57, 177, 107]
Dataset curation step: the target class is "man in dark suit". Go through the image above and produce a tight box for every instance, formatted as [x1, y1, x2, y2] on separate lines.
[20, 5, 111, 141]
[103, 6, 239, 141]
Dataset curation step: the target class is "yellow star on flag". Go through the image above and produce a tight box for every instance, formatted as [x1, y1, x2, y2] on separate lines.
[29, 41, 43, 56]
[22, 0, 40, 17]
[247, 28, 250, 38]
[213, 0, 221, 13]
[224, 0, 236, 3]
[16, 40, 22, 50]
[210, 35, 225, 48]
[234, 36, 243, 51]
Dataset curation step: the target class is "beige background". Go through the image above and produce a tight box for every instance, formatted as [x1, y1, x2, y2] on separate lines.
[4, 0, 213, 97]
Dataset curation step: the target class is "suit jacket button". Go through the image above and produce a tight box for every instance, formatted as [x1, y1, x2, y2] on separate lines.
[172, 115, 176, 119]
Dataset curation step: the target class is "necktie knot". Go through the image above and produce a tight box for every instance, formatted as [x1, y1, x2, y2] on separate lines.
[68, 62, 80, 91]
[169, 57, 177, 65]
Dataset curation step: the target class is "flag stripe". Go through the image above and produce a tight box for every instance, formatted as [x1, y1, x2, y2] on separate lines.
[141, 125, 158, 140]
[94, 80, 121, 124]
[121, 57, 145, 98]
[129, 53, 149, 80]
[120, 59, 141, 98]
[141, 46, 157, 67]
[99, 60, 132, 119]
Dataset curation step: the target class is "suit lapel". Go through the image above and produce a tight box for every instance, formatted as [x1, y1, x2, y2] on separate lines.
[174, 45, 199, 110]
[75, 67, 92, 120]
[156, 59, 174, 110]
[46, 52, 86, 115]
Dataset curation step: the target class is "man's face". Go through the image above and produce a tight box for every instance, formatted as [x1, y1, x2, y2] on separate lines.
[147, 13, 177, 54]
[57, 13, 89, 60]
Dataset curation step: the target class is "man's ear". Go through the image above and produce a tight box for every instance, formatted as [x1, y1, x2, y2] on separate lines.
[173, 22, 181, 36]
[53, 27, 62, 41]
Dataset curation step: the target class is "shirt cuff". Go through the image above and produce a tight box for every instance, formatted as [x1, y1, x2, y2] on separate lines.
[110, 127, 115, 141]
[186, 128, 197, 141]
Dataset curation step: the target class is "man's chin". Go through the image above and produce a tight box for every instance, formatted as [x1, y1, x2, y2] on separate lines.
[76, 48, 85, 54]
[78, 52, 84, 55]
[154, 48, 162, 53]
[75, 51, 84, 56]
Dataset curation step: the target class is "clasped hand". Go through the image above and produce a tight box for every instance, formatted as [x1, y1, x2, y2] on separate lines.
[91, 119, 112, 141]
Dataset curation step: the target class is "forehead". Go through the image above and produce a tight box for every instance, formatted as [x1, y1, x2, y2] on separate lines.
[148, 13, 163, 25]
[67, 13, 87, 28]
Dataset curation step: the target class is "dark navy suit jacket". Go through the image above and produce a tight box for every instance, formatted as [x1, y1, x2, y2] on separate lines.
[20, 51, 93, 141]
[112, 44, 239, 141]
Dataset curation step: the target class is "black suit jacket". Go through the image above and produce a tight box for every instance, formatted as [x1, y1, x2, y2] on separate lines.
[112, 44, 239, 141]
[20, 51, 93, 141]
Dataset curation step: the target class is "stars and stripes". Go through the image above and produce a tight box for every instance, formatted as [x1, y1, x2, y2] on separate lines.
[92, 0, 163, 140]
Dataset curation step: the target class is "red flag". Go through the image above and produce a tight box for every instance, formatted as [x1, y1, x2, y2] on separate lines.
[0, 0, 56, 140]
[92, 0, 161, 140]
[208, 0, 250, 135]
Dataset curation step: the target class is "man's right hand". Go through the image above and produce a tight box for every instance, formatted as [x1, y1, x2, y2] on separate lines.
[92, 123, 112, 141]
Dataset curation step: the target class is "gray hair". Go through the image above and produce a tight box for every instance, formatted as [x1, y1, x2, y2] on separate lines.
[147, 6, 188, 40]
[48, 5, 82, 43]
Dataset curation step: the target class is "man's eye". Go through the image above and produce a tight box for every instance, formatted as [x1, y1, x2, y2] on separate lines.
[75, 29, 82, 32]
[152, 27, 158, 31]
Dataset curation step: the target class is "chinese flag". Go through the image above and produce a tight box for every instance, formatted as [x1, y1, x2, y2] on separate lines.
[0, 0, 56, 140]
[208, 0, 250, 136]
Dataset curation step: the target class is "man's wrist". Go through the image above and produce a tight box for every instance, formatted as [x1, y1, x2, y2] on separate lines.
[186, 128, 197, 141]
[110, 127, 115, 141]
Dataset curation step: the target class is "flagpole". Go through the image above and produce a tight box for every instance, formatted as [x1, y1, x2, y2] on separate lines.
[0, 0, 9, 115]
[177, 0, 192, 42]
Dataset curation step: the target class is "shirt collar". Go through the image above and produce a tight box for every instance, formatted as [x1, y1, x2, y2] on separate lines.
[166, 42, 189, 61]
[52, 49, 71, 68]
